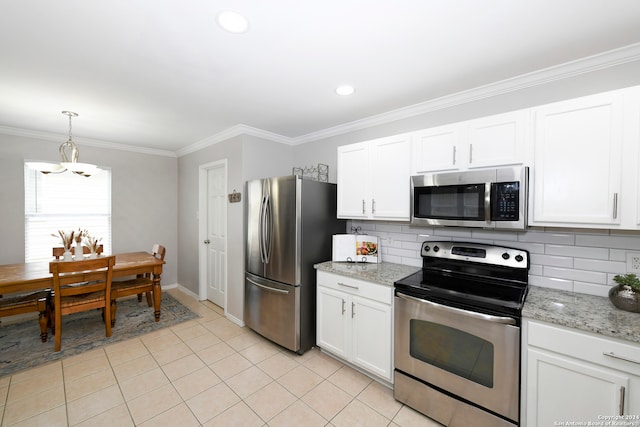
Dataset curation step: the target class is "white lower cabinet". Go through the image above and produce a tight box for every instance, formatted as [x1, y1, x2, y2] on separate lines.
[523, 320, 640, 426]
[316, 271, 393, 383]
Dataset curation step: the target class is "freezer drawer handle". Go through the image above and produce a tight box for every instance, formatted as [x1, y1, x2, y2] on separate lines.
[247, 278, 290, 294]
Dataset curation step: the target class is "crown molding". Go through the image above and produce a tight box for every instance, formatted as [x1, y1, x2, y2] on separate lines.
[3, 43, 640, 156]
[0, 125, 177, 157]
[176, 124, 294, 157]
[290, 42, 640, 145]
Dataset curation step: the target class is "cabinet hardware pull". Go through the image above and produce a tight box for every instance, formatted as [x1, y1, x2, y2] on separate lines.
[362, 199, 366, 215]
[372, 199, 376, 214]
[620, 386, 625, 416]
[613, 193, 618, 219]
[342, 299, 345, 315]
[603, 351, 640, 365]
[352, 302, 355, 318]
[338, 282, 359, 290]
[453, 146, 457, 165]
[469, 144, 473, 164]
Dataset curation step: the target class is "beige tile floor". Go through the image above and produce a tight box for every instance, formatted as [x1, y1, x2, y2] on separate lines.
[0, 288, 442, 426]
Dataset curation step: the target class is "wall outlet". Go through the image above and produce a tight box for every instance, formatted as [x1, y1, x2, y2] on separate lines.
[626, 252, 640, 273]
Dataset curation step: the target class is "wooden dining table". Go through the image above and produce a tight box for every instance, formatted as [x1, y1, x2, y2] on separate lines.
[0, 252, 166, 321]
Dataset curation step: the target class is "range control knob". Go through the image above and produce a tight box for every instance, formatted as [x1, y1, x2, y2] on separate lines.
[515, 254, 524, 263]
[433, 245, 440, 252]
[501, 252, 510, 260]
[423, 245, 430, 253]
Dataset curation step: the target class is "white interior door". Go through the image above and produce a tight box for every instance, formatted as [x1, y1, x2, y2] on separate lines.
[199, 160, 227, 308]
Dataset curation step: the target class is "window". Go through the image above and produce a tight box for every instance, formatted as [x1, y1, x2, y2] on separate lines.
[24, 163, 111, 262]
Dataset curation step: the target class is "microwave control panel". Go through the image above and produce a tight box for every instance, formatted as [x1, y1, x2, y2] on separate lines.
[491, 181, 520, 221]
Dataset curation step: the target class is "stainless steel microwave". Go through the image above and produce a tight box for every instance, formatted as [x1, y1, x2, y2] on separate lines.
[411, 166, 528, 230]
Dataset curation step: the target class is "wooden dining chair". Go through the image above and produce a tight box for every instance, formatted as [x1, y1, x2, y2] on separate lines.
[110, 244, 165, 326]
[49, 256, 116, 352]
[0, 290, 51, 342]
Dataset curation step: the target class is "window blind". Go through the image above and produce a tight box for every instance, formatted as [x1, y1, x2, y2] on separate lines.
[24, 163, 112, 262]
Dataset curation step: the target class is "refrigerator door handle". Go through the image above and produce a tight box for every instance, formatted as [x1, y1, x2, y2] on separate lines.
[259, 194, 268, 263]
[264, 193, 273, 264]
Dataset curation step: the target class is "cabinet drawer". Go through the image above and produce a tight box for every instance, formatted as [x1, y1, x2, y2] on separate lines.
[527, 320, 640, 376]
[317, 271, 393, 305]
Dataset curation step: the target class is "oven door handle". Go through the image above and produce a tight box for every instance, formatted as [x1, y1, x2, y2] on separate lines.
[396, 292, 517, 325]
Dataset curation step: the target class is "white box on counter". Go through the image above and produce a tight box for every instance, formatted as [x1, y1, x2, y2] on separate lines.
[332, 234, 380, 263]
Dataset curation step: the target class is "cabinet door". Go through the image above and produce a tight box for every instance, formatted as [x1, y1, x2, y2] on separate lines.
[370, 135, 411, 220]
[350, 295, 392, 382]
[531, 92, 623, 226]
[526, 348, 629, 426]
[316, 286, 349, 359]
[412, 125, 461, 173]
[467, 110, 526, 168]
[337, 142, 370, 219]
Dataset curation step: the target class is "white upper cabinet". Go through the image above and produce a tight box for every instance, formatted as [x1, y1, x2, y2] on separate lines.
[466, 110, 528, 169]
[337, 134, 411, 221]
[412, 110, 528, 174]
[336, 85, 640, 230]
[336, 141, 369, 219]
[412, 124, 461, 173]
[529, 89, 636, 228]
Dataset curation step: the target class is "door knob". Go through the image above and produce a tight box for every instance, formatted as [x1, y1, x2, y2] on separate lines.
[204, 239, 210, 244]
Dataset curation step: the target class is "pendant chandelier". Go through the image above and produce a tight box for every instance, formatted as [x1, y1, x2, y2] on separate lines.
[32, 111, 99, 177]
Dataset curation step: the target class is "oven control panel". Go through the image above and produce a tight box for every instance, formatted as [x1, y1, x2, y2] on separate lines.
[421, 241, 529, 269]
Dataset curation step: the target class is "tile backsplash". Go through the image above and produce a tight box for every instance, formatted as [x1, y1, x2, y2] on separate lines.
[347, 220, 640, 297]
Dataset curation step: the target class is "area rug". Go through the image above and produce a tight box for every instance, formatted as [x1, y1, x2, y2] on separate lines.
[0, 293, 200, 378]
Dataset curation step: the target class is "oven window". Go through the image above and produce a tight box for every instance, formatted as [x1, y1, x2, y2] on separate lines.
[415, 184, 485, 220]
[409, 319, 494, 388]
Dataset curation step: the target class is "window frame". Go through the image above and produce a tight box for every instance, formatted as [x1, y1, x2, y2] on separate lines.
[24, 162, 112, 262]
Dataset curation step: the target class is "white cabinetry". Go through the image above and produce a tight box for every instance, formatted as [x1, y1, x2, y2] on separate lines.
[316, 271, 393, 383]
[523, 320, 640, 426]
[337, 134, 411, 220]
[412, 110, 527, 174]
[530, 91, 625, 227]
[412, 124, 461, 173]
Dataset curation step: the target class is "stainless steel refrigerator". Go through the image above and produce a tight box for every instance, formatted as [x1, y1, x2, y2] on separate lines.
[244, 175, 345, 354]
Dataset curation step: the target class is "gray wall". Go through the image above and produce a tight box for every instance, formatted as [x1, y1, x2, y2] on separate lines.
[0, 133, 179, 284]
[176, 134, 292, 322]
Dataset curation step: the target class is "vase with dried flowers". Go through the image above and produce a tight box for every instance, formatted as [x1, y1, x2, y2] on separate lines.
[83, 234, 102, 259]
[52, 230, 74, 261]
[74, 228, 87, 260]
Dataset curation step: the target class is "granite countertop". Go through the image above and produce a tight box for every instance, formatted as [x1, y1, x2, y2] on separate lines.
[316, 262, 640, 346]
[314, 261, 420, 287]
[523, 286, 640, 345]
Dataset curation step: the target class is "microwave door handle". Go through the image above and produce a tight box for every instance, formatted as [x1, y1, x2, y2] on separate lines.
[484, 182, 491, 222]
[396, 292, 517, 325]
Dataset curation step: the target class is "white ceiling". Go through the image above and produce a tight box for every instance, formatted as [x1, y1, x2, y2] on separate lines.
[2, 0, 640, 154]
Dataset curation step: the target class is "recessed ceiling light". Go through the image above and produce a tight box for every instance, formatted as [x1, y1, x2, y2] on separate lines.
[216, 10, 249, 33]
[335, 85, 355, 96]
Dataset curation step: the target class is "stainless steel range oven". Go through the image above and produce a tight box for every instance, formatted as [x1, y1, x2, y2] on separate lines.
[394, 241, 529, 427]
